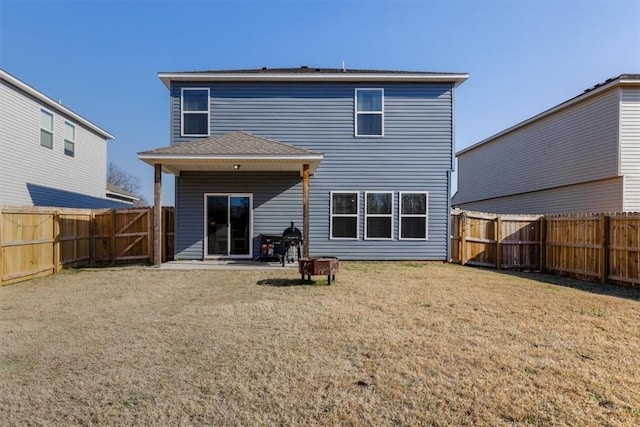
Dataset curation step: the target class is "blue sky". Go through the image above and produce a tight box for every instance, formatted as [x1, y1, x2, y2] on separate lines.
[1, 0, 639, 204]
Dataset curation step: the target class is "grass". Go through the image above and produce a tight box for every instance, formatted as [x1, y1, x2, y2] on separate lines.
[0, 262, 639, 426]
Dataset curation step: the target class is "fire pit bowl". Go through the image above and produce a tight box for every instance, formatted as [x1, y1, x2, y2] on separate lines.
[299, 257, 339, 285]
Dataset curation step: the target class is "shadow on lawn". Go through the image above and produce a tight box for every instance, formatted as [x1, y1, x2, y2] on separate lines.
[256, 278, 330, 287]
[494, 269, 640, 302]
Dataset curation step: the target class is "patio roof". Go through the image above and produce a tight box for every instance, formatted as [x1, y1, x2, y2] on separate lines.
[138, 131, 323, 176]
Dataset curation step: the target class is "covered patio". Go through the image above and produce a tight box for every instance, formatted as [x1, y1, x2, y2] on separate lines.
[138, 131, 323, 266]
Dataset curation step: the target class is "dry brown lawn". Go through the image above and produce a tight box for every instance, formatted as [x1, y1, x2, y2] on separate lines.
[0, 262, 639, 426]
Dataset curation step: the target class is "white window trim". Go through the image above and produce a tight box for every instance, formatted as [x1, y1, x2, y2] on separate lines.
[64, 121, 75, 157]
[330, 191, 360, 240]
[399, 191, 429, 240]
[364, 191, 393, 240]
[40, 108, 54, 149]
[355, 88, 384, 137]
[181, 87, 210, 137]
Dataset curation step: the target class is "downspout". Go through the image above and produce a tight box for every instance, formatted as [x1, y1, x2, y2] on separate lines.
[447, 168, 452, 262]
[447, 83, 456, 262]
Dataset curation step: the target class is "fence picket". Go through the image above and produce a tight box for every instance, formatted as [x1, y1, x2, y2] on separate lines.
[1, 205, 174, 286]
[451, 210, 640, 287]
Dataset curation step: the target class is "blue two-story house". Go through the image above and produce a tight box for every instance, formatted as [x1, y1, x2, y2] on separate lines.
[139, 67, 468, 263]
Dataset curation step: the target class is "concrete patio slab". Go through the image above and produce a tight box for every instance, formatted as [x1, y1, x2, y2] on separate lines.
[156, 260, 299, 270]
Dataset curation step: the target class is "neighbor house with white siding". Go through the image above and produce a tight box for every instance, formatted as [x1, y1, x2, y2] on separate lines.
[139, 67, 468, 261]
[453, 74, 640, 214]
[0, 68, 129, 208]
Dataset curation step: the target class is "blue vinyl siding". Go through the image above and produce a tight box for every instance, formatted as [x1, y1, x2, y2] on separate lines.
[172, 82, 454, 260]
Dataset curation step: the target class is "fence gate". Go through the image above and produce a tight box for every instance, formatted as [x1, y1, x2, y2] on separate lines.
[113, 208, 152, 262]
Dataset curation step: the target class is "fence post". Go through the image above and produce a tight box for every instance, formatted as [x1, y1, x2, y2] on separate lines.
[148, 207, 154, 264]
[89, 210, 95, 266]
[495, 215, 502, 270]
[162, 207, 166, 263]
[111, 209, 117, 265]
[459, 212, 467, 265]
[53, 210, 61, 273]
[539, 216, 546, 273]
[599, 212, 609, 284]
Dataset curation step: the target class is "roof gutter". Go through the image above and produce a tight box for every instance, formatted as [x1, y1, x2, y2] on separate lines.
[138, 153, 324, 161]
[158, 72, 469, 89]
[0, 69, 115, 140]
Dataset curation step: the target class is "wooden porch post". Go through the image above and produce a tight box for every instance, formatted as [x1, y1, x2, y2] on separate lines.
[154, 163, 162, 267]
[302, 164, 310, 258]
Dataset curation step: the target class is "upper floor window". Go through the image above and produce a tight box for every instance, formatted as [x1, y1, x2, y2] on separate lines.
[64, 122, 75, 157]
[40, 109, 54, 148]
[365, 192, 393, 239]
[330, 191, 359, 239]
[181, 88, 209, 136]
[399, 192, 428, 240]
[355, 89, 383, 137]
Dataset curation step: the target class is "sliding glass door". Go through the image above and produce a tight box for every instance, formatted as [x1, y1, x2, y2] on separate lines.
[205, 194, 251, 257]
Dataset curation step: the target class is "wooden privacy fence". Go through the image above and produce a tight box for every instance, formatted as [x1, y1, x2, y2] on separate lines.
[0, 206, 174, 286]
[451, 210, 640, 287]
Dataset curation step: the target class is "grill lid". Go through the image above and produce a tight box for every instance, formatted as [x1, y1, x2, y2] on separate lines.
[283, 221, 302, 239]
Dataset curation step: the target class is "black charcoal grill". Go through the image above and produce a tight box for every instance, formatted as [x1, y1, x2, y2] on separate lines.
[281, 221, 302, 266]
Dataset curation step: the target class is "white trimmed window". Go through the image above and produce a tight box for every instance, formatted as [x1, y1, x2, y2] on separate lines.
[365, 192, 393, 239]
[355, 89, 383, 137]
[400, 192, 428, 240]
[64, 122, 75, 157]
[181, 88, 209, 136]
[40, 109, 54, 148]
[330, 191, 359, 239]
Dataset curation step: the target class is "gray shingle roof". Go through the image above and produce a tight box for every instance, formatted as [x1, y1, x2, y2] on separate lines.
[138, 131, 321, 157]
[106, 183, 137, 198]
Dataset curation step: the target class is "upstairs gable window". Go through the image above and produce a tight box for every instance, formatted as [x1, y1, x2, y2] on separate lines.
[64, 122, 75, 157]
[40, 109, 54, 148]
[355, 89, 383, 137]
[181, 88, 209, 136]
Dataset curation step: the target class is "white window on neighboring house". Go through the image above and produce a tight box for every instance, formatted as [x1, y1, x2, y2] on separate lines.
[181, 88, 209, 136]
[400, 192, 428, 240]
[355, 88, 383, 137]
[330, 191, 359, 239]
[40, 109, 54, 148]
[64, 122, 75, 157]
[365, 192, 393, 239]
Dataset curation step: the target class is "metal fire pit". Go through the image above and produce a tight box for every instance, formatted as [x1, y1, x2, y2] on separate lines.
[299, 257, 339, 285]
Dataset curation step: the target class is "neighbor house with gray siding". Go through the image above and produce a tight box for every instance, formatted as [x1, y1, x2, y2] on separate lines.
[0, 69, 129, 208]
[453, 74, 640, 214]
[139, 67, 468, 261]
